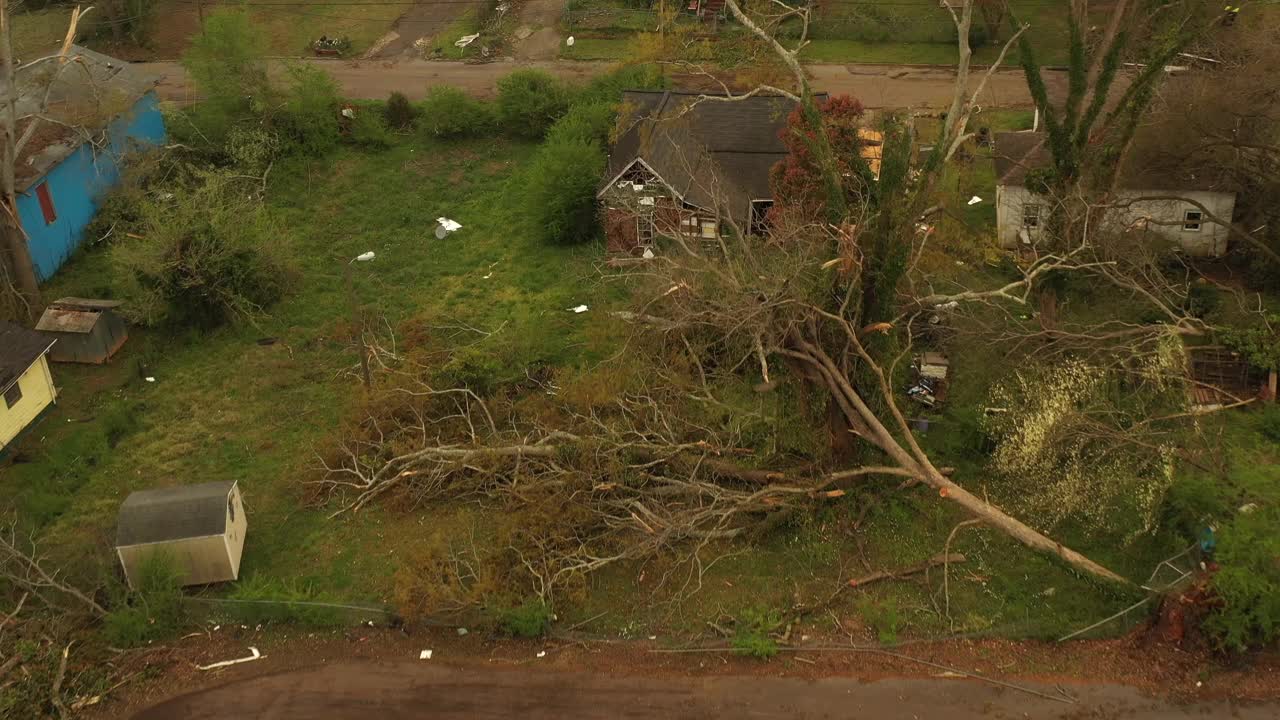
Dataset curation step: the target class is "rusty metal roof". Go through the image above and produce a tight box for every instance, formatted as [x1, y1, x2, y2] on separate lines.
[35, 298, 123, 334]
[36, 307, 98, 334]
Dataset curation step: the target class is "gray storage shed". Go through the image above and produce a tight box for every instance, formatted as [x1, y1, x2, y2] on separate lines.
[35, 298, 128, 364]
[115, 480, 247, 589]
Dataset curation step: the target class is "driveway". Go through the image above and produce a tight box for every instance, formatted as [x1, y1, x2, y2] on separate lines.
[131, 662, 1275, 719]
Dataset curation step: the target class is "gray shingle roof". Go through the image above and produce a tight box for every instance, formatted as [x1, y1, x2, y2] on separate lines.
[2, 45, 159, 191]
[0, 321, 55, 392]
[993, 131, 1232, 191]
[601, 91, 820, 222]
[116, 481, 235, 547]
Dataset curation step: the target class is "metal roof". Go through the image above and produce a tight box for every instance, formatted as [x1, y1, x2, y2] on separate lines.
[4, 45, 160, 191]
[0, 321, 55, 392]
[116, 481, 236, 547]
[35, 298, 123, 334]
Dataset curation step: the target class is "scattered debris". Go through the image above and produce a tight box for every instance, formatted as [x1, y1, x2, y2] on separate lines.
[536, 650, 547, 658]
[455, 33, 480, 49]
[341, 107, 355, 119]
[145, 377, 156, 383]
[198, 647, 263, 671]
[355, 251, 376, 262]
[848, 553, 965, 589]
[967, 195, 983, 205]
[566, 36, 575, 46]
[642, 248, 655, 259]
[419, 649, 433, 660]
[569, 305, 589, 314]
[435, 217, 462, 239]
[456, 627, 469, 636]
[906, 352, 950, 407]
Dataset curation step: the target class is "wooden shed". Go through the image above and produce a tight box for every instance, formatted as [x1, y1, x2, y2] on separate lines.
[35, 298, 128, 364]
[115, 481, 247, 589]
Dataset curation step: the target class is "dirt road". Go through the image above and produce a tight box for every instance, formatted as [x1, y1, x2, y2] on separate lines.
[140, 59, 1093, 109]
[512, 0, 566, 61]
[131, 661, 1275, 719]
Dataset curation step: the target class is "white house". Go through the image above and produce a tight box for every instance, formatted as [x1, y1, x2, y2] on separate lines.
[993, 132, 1236, 257]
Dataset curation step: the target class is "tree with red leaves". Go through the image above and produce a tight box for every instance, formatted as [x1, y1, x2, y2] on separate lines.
[768, 95, 875, 223]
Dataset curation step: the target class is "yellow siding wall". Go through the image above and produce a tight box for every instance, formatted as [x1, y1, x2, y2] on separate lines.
[118, 535, 234, 589]
[0, 355, 56, 450]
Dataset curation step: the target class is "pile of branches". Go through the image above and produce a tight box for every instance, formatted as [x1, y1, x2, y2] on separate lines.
[312, 361, 854, 601]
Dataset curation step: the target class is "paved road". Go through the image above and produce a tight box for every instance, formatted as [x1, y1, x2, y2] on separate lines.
[140, 58, 1089, 109]
[131, 662, 1274, 719]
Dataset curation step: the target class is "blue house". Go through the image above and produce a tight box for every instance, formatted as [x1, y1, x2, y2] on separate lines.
[11, 46, 165, 282]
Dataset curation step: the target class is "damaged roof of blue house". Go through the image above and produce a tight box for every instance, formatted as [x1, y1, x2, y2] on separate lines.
[6, 45, 165, 281]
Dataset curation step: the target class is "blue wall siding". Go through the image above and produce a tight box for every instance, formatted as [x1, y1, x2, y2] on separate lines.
[17, 91, 166, 282]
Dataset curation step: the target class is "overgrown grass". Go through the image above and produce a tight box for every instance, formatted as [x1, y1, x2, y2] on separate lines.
[1, 133, 614, 606]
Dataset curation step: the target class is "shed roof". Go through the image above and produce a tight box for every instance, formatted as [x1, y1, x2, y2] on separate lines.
[0, 321, 55, 392]
[116, 481, 236, 547]
[35, 298, 123, 334]
[600, 91, 817, 220]
[4, 45, 159, 191]
[993, 131, 1232, 191]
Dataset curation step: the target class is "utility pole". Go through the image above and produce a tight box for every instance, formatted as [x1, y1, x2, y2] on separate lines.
[0, 0, 41, 320]
[345, 252, 376, 389]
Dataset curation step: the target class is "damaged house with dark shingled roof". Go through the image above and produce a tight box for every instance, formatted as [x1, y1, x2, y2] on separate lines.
[596, 90, 823, 254]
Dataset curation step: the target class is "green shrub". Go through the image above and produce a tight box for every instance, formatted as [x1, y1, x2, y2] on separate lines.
[731, 607, 782, 658]
[577, 63, 666, 105]
[439, 345, 508, 395]
[349, 108, 393, 149]
[524, 138, 605, 245]
[418, 86, 495, 138]
[1206, 506, 1280, 651]
[1260, 404, 1280, 443]
[181, 9, 272, 143]
[496, 598, 552, 637]
[386, 91, 416, 129]
[209, 576, 352, 628]
[225, 124, 283, 172]
[277, 64, 341, 155]
[112, 171, 289, 329]
[545, 101, 618, 147]
[496, 70, 570, 139]
[856, 597, 902, 644]
[104, 551, 187, 647]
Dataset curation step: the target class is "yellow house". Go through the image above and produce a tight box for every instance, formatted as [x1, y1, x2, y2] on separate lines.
[0, 321, 57, 453]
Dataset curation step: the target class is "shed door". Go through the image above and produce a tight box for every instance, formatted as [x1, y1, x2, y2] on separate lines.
[35, 182, 57, 224]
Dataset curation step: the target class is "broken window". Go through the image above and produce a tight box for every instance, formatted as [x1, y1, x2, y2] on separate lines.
[750, 200, 774, 236]
[1022, 203, 1041, 228]
[1183, 209, 1203, 231]
[3, 382, 21, 409]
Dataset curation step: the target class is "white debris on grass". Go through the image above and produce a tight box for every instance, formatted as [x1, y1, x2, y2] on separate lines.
[569, 305, 589, 314]
[455, 33, 480, 49]
[967, 195, 983, 205]
[420, 649, 433, 660]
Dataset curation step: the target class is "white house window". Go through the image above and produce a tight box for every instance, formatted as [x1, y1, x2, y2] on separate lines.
[699, 220, 718, 239]
[1183, 210, 1203, 231]
[1022, 203, 1041, 228]
[3, 382, 21, 409]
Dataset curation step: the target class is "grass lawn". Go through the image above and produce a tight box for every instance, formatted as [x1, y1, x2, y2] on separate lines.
[12, 1, 400, 60]
[3, 98, 1273, 648]
[2, 134, 617, 608]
